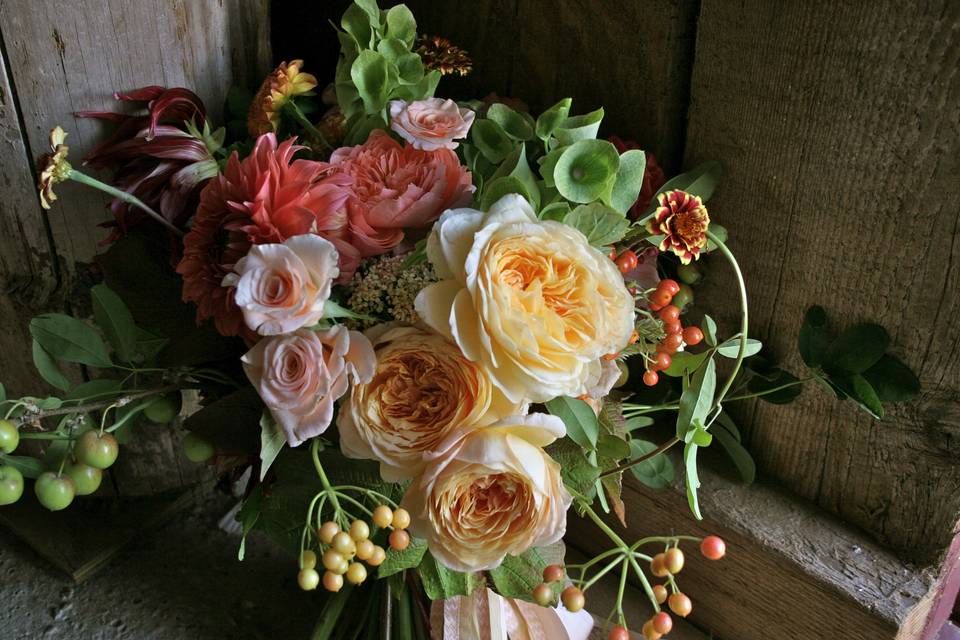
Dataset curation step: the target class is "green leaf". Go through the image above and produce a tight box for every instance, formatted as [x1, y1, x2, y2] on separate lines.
[538, 201, 570, 222]
[32, 340, 70, 391]
[844, 373, 885, 419]
[596, 433, 631, 459]
[625, 416, 654, 431]
[91, 284, 138, 362]
[2, 455, 45, 479]
[384, 4, 416, 47]
[488, 543, 565, 601]
[701, 315, 718, 347]
[0, 383, 6, 404]
[861, 354, 920, 402]
[607, 149, 646, 214]
[236, 489, 262, 561]
[29, 314, 112, 369]
[379, 536, 428, 578]
[259, 412, 286, 481]
[663, 350, 710, 377]
[64, 378, 123, 402]
[826, 323, 890, 373]
[553, 108, 604, 146]
[798, 305, 831, 368]
[546, 438, 600, 497]
[310, 584, 355, 640]
[716, 338, 763, 358]
[471, 118, 514, 164]
[323, 299, 378, 322]
[538, 146, 566, 189]
[545, 396, 599, 449]
[418, 552, 481, 600]
[351, 50, 394, 114]
[341, 3, 375, 50]
[561, 203, 629, 247]
[183, 387, 263, 454]
[652, 161, 722, 204]
[480, 176, 533, 210]
[487, 103, 534, 141]
[676, 357, 716, 440]
[554, 139, 620, 204]
[628, 439, 675, 489]
[535, 98, 572, 142]
[135, 327, 169, 360]
[713, 413, 755, 484]
[683, 441, 703, 519]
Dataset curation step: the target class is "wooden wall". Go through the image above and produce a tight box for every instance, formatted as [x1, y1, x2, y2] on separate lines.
[0, 0, 271, 395]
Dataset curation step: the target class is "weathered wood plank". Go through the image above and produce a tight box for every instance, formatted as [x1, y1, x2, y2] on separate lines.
[567, 471, 936, 640]
[0, 0, 272, 268]
[683, 0, 960, 561]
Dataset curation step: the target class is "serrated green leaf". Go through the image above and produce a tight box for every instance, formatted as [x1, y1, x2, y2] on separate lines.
[379, 536, 427, 578]
[545, 396, 599, 449]
[561, 203, 629, 247]
[861, 354, 920, 402]
[546, 438, 599, 497]
[91, 284, 138, 363]
[628, 439, 675, 489]
[554, 139, 620, 204]
[826, 323, 890, 373]
[489, 543, 565, 601]
[418, 552, 481, 600]
[32, 340, 70, 391]
[29, 314, 112, 369]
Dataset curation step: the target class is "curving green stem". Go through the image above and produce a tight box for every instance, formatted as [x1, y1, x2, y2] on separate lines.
[284, 102, 333, 151]
[68, 170, 183, 236]
[600, 229, 750, 479]
[311, 439, 342, 516]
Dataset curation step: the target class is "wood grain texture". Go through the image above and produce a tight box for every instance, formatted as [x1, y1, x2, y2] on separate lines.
[567, 472, 937, 640]
[683, 0, 960, 561]
[405, 0, 699, 172]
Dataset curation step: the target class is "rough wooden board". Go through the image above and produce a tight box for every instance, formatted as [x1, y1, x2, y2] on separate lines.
[682, 0, 960, 562]
[404, 0, 698, 173]
[567, 468, 936, 640]
[0, 0, 272, 269]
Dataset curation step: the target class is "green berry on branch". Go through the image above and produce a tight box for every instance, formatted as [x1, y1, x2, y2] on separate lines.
[35, 471, 75, 511]
[0, 419, 19, 454]
[664, 547, 685, 574]
[318, 521, 339, 544]
[672, 283, 694, 310]
[297, 568, 320, 591]
[542, 564, 564, 583]
[349, 519, 370, 542]
[300, 549, 317, 571]
[65, 463, 102, 496]
[560, 586, 585, 612]
[182, 433, 214, 463]
[345, 562, 367, 585]
[332, 532, 356, 557]
[322, 549, 345, 572]
[677, 262, 702, 285]
[532, 583, 553, 607]
[143, 396, 179, 424]
[0, 465, 25, 505]
[391, 507, 411, 529]
[75, 430, 119, 470]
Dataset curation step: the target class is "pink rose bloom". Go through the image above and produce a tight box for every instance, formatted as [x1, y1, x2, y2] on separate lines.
[323, 130, 474, 257]
[222, 234, 338, 336]
[242, 326, 375, 447]
[388, 98, 475, 151]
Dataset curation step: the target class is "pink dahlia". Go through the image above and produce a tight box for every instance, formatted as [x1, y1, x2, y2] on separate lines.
[176, 133, 357, 337]
[80, 86, 217, 243]
[323, 130, 474, 257]
[609, 136, 666, 219]
[645, 189, 710, 264]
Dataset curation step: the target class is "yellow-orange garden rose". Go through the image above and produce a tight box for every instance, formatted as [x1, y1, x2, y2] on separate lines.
[338, 325, 524, 481]
[415, 194, 635, 403]
[402, 413, 572, 572]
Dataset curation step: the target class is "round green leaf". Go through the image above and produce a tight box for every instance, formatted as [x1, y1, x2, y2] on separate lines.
[535, 98, 572, 141]
[826, 323, 889, 373]
[471, 118, 514, 163]
[487, 103, 534, 141]
[554, 139, 620, 204]
[350, 50, 394, 114]
[861, 354, 920, 402]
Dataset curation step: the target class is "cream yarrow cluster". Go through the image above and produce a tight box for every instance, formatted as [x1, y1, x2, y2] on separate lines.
[346, 254, 437, 328]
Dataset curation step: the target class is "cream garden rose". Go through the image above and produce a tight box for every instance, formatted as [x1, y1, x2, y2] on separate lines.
[388, 98, 475, 151]
[223, 234, 339, 335]
[338, 325, 524, 482]
[402, 413, 572, 572]
[242, 326, 375, 446]
[415, 194, 635, 403]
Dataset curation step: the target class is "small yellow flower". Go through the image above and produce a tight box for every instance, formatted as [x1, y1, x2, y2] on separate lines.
[415, 35, 472, 76]
[247, 60, 318, 136]
[38, 126, 72, 209]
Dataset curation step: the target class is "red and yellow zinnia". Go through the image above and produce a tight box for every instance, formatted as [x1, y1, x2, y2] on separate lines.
[646, 189, 710, 264]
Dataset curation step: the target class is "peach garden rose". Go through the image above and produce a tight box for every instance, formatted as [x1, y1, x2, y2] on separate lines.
[337, 325, 525, 482]
[388, 98, 475, 151]
[401, 413, 572, 572]
[415, 194, 636, 403]
[242, 326, 375, 447]
[223, 234, 339, 336]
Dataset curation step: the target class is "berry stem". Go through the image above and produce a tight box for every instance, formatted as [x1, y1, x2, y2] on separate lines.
[311, 439, 342, 517]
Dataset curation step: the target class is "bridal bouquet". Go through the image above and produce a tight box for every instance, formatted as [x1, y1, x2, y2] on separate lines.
[2, 1, 919, 638]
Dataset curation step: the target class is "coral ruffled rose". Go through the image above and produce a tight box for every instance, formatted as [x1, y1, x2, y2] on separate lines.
[322, 130, 474, 257]
[415, 194, 635, 403]
[242, 326, 375, 447]
[402, 413, 571, 572]
[222, 234, 338, 336]
[337, 325, 524, 482]
[177, 133, 359, 337]
[388, 98, 475, 151]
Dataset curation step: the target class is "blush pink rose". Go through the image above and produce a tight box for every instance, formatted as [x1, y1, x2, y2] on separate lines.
[242, 326, 375, 447]
[388, 98, 475, 151]
[323, 130, 474, 257]
[222, 234, 339, 336]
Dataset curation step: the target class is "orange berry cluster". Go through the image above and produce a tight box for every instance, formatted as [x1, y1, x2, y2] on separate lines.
[642, 279, 704, 387]
[297, 505, 412, 593]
